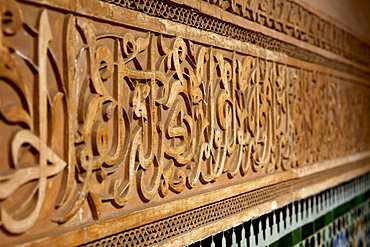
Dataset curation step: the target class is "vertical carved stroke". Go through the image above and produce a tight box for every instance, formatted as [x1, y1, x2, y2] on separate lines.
[0, 5, 66, 234]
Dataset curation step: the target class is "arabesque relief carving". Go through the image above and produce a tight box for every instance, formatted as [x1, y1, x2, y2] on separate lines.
[0, 0, 369, 244]
[103, 0, 370, 67]
[200, 0, 370, 66]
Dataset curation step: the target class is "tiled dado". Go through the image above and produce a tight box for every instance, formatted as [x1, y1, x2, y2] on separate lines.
[183, 173, 370, 247]
[0, 0, 369, 246]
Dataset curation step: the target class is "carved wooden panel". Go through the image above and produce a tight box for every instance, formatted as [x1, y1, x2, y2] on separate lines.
[0, 0, 369, 245]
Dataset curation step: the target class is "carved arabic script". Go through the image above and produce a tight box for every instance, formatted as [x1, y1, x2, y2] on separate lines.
[0, 0, 369, 235]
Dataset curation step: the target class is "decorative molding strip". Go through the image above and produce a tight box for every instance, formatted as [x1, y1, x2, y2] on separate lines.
[199, 0, 370, 66]
[83, 182, 291, 246]
[81, 164, 370, 247]
[101, 0, 370, 80]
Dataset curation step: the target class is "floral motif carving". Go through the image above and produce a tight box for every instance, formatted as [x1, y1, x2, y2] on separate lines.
[103, 0, 370, 67]
[201, 0, 370, 66]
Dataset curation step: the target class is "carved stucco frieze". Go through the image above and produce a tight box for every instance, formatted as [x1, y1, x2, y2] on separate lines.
[103, 0, 370, 67]
[200, 0, 370, 65]
[0, 0, 369, 245]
